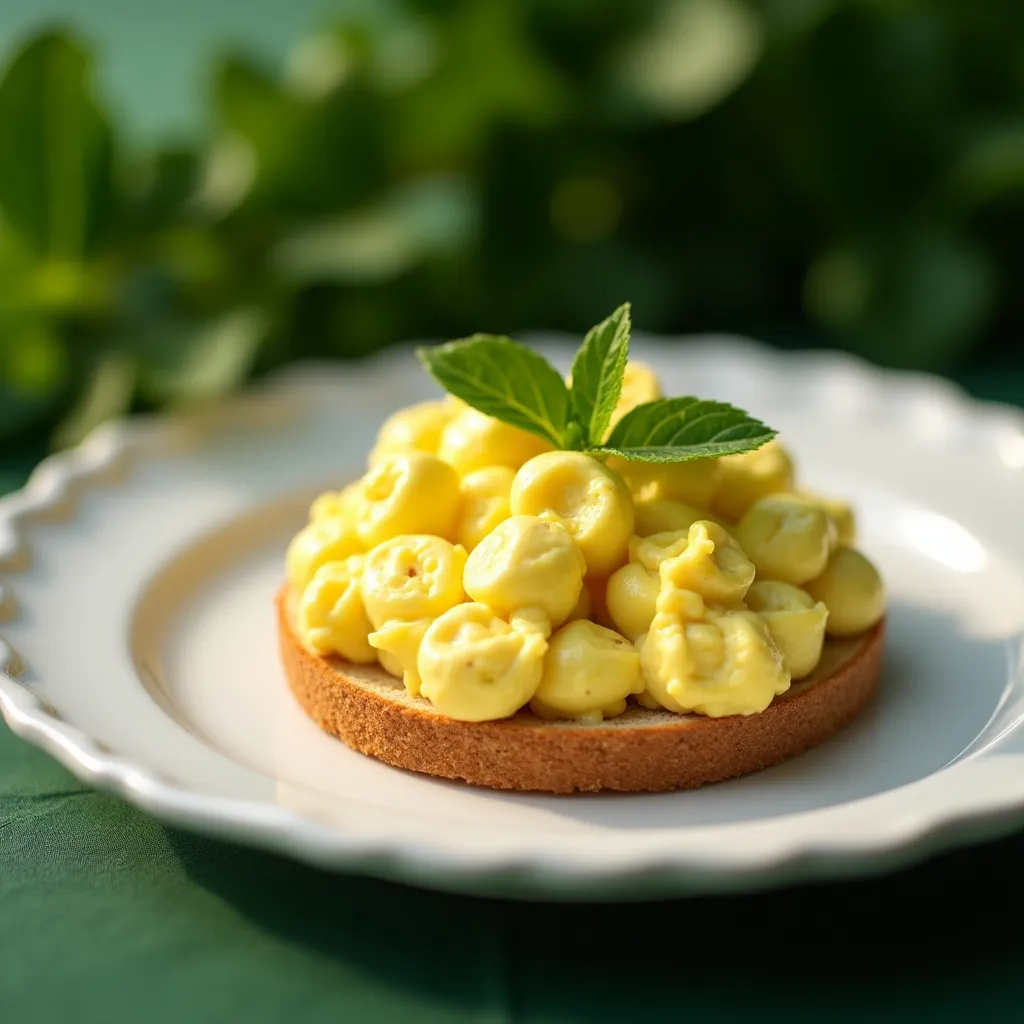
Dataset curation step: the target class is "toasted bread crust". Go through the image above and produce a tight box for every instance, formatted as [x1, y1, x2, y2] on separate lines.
[277, 587, 883, 793]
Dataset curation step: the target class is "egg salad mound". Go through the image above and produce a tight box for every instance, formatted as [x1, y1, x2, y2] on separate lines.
[285, 362, 885, 724]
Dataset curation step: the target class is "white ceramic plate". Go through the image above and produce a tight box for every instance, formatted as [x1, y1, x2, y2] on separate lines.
[3, 336, 1024, 901]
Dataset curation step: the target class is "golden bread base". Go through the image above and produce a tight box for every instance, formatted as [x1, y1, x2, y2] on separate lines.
[277, 587, 884, 793]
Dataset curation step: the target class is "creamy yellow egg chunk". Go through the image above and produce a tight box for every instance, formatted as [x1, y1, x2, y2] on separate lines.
[361, 534, 467, 629]
[286, 518, 363, 591]
[530, 620, 644, 722]
[805, 546, 885, 637]
[310, 491, 343, 523]
[417, 603, 548, 721]
[632, 498, 707, 538]
[629, 529, 687, 572]
[745, 580, 828, 679]
[296, 556, 377, 662]
[510, 451, 634, 576]
[798, 489, 857, 545]
[606, 561, 659, 641]
[735, 494, 835, 585]
[356, 451, 461, 548]
[376, 649, 403, 680]
[608, 361, 661, 431]
[309, 481, 361, 525]
[368, 617, 432, 696]
[640, 580, 790, 717]
[650, 521, 755, 606]
[463, 515, 585, 628]
[438, 407, 550, 476]
[610, 457, 721, 509]
[711, 439, 795, 522]
[456, 466, 514, 551]
[368, 400, 453, 467]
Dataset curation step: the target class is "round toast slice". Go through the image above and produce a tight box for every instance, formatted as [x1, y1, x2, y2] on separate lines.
[277, 587, 884, 793]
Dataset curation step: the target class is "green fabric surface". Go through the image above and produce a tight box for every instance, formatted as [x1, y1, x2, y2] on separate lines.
[3, 367, 1024, 1022]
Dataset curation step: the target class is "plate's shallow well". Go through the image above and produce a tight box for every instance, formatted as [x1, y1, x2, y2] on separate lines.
[4, 336, 1024, 900]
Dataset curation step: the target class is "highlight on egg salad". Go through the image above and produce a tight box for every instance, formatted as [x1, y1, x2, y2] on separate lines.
[286, 360, 886, 724]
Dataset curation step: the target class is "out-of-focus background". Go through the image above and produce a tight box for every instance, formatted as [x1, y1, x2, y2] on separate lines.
[1, 0, 1023, 464]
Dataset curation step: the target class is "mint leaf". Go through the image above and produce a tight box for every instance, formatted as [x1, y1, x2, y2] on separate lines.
[596, 397, 776, 462]
[418, 335, 569, 447]
[569, 302, 631, 446]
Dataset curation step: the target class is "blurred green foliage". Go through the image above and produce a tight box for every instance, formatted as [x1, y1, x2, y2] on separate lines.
[2, 0, 1023, 450]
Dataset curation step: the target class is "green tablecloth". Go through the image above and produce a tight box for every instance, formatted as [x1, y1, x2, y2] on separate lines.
[3, 367, 1024, 1022]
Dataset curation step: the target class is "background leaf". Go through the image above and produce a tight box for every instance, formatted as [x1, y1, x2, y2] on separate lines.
[805, 230, 997, 369]
[569, 302, 631, 447]
[135, 308, 267, 405]
[215, 52, 383, 215]
[598, 397, 775, 462]
[396, 0, 569, 164]
[2, 4, 1024, 458]
[619, 0, 763, 120]
[0, 318, 69, 443]
[51, 351, 136, 450]
[0, 31, 112, 259]
[418, 336, 568, 447]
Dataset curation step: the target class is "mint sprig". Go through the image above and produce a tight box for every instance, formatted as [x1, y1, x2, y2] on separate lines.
[597, 397, 776, 462]
[569, 303, 631, 447]
[418, 334, 569, 448]
[417, 305, 775, 462]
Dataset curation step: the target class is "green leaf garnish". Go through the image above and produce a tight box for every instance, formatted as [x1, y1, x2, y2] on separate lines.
[417, 305, 776, 462]
[597, 397, 776, 462]
[569, 302, 631, 447]
[417, 334, 569, 448]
